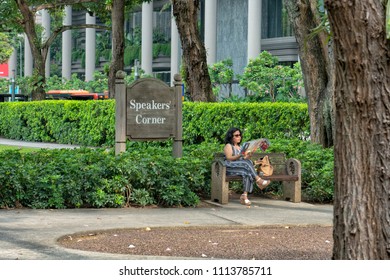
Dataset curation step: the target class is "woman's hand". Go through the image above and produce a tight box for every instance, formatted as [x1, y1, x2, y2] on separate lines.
[243, 152, 252, 160]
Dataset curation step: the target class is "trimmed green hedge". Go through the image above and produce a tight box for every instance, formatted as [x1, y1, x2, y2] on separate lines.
[0, 101, 309, 146]
[183, 102, 310, 144]
[0, 100, 115, 146]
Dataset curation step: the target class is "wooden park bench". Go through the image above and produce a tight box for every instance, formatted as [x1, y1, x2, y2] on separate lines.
[211, 152, 301, 204]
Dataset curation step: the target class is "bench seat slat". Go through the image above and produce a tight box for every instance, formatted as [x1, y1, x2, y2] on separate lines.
[226, 174, 299, 182]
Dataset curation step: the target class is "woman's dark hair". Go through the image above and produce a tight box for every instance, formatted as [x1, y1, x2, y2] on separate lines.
[224, 127, 242, 145]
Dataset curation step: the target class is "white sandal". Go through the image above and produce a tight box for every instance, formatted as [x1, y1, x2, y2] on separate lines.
[256, 178, 270, 190]
[240, 194, 251, 206]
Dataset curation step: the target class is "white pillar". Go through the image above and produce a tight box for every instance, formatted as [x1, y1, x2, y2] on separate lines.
[85, 13, 96, 82]
[62, 6, 72, 80]
[205, 0, 217, 65]
[8, 48, 17, 79]
[247, 0, 262, 61]
[141, 1, 153, 75]
[24, 34, 33, 77]
[170, 6, 180, 86]
[42, 9, 51, 77]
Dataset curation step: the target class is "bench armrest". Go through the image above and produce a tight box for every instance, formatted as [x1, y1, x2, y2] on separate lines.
[286, 158, 301, 176]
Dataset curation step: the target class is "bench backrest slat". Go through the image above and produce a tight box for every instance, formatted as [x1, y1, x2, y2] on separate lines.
[214, 152, 288, 175]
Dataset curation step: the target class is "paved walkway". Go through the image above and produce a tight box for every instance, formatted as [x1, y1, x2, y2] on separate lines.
[0, 137, 333, 260]
[0, 137, 81, 149]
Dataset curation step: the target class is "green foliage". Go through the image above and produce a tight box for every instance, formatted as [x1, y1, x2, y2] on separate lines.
[387, 0, 390, 39]
[267, 138, 334, 202]
[131, 188, 155, 207]
[45, 71, 108, 93]
[0, 33, 13, 63]
[239, 51, 304, 102]
[208, 58, 234, 97]
[0, 142, 217, 209]
[0, 138, 334, 209]
[0, 77, 10, 93]
[153, 43, 171, 58]
[183, 102, 310, 144]
[0, 101, 309, 147]
[0, 100, 115, 146]
[124, 45, 140, 66]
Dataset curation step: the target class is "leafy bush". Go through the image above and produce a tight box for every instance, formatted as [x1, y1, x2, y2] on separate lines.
[239, 51, 304, 102]
[0, 138, 334, 209]
[0, 142, 220, 209]
[0, 101, 309, 147]
[208, 58, 234, 97]
[183, 102, 310, 144]
[267, 139, 334, 202]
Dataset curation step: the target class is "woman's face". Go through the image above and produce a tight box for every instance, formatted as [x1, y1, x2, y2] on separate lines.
[232, 130, 241, 144]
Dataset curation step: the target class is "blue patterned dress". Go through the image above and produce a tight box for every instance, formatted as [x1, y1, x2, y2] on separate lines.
[224, 144, 259, 193]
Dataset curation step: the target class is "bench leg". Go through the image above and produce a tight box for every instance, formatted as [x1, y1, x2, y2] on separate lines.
[282, 181, 301, 203]
[211, 162, 229, 204]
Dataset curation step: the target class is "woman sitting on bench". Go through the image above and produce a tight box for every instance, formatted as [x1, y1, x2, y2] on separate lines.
[223, 127, 270, 206]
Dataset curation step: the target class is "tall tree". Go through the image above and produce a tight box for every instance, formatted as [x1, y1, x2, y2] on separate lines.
[1, 0, 107, 100]
[108, 0, 125, 99]
[324, 0, 390, 259]
[284, 0, 335, 147]
[171, 0, 215, 101]
[107, 0, 146, 99]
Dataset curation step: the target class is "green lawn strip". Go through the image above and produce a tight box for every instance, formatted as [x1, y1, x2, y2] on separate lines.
[0, 145, 40, 153]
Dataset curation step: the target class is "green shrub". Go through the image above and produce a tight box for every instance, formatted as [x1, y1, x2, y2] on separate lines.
[0, 101, 309, 147]
[267, 139, 334, 202]
[0, 142, 220, 209]
[131, 188, 155, 207]
[239, 51, 304, 102]
[0, 139, 333, 209]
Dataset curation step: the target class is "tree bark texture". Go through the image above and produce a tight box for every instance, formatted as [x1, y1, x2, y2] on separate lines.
[284, 0, 335, 147]
[108, 0, 125, 99]
[172, 0, 215, 101]
[325, 0, 390, 259]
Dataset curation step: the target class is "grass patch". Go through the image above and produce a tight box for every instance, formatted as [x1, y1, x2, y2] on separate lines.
[0, 145, 40, 153]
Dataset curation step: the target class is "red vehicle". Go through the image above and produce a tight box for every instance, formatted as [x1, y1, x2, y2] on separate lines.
[46, 90, 108, 100]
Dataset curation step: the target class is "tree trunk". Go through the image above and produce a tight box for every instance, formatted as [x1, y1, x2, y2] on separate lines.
[325, 0, 390, 259]
[172, 0, 215, 101]
[108, 0, 125, 99]
[284, 0, 335, 147]
[16, 0, 47, 100]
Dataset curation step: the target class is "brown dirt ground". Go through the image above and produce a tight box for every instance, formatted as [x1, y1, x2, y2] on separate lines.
[58, 224, 333, 260]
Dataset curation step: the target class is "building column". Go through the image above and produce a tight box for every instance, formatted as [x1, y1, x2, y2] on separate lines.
[62, 6, 72, 80]
[247, 0, 262, 61]
[8, 48, 17, 80]
[170, 6, 180, 86]
[141, 1, 153, 75]
[42, 9, 51, 78]
[24, 34, 33, 77]
[204, 0, 217, 65]
[85, 12, 96, 82]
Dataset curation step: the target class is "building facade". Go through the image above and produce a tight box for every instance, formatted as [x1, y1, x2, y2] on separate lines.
[16, 0, 297, 93]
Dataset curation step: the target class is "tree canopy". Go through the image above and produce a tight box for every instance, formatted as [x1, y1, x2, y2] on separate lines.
[0, 32, 13, 63]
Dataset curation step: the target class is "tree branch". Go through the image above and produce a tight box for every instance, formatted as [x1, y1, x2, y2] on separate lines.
[33, 0, 100, 13]
[43, 24, 110, 49]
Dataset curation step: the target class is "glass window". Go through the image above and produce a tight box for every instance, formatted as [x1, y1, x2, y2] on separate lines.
[262, 0, 294, 38]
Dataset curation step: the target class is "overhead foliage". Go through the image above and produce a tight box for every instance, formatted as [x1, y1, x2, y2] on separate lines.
[0, 32, 13, 63]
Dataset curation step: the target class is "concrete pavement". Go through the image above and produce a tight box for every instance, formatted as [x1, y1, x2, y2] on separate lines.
[0, 137, 81, 149]
[0, 137, 333, 260]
